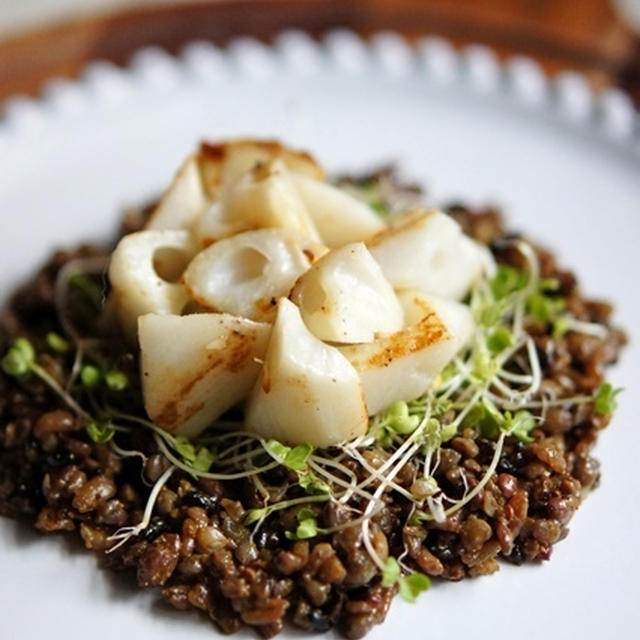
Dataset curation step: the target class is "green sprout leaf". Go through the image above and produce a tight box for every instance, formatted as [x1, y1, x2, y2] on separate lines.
[463, 402, 502, 440]
[440, 423, 458, 443]
[45, 332, 70, 354]
[104, 369, 129, 392]
[173, 436, 197, 463]
[68, 273, 103, 310]
[479, 301, 505, 327]
[266, 439, 290, 461]
[86, 421, 115, 444]
[487, 326, 514, 354]
[14, 337, 35, 363]
[407, 510, 428, 526]
[192, 447, 216, 473]
[490, 265, 528, 300]
[526, 292, 565, 324]
[285, 507, 320, 540]
[370, 200, 388, 217]
[266, 440, 314, 470]
[504, 410, 536, 444]
[80, 364, 101, 389]
[552, 316, 571, 339]
[539, 277, 560, 292]
[423, 418, 442, 451]
[440, 362, 457, 383]
[384, 401, 420, 435]
[461, 403, 485, 430]
[471, 350, 499, 382]
[285, 443, 314, 471]
[381, 557, 401, 587]
[398, 572, 431, 603]
[296, 507, 316, 521]
[298, 470, 331, 495]
[245, 507, 268, 525]
[432, 397, 453, 416]
[2, 349, 30, 377]
[1, 338, 35, 377]
[594, 383, 622, 415]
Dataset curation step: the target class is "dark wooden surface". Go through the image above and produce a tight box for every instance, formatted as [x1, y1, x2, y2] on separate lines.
[1, 0, 639, 106]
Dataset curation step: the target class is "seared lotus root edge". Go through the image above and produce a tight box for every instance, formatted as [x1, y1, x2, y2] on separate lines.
[0, 178, 626, 639]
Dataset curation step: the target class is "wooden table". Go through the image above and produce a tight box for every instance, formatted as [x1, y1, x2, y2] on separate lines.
[1, 0, 639, 106]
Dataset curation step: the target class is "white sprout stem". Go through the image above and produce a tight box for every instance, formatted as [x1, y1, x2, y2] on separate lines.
[426, 494, 446, 523]
[65, 345, 84, 392]
[321, 499, 386, 536]
[489, 394, 595, 411]
[497, 369, 534, 384]
[442, 432, 505, 517]
[437, 372, 467, 399]
[107, 465, 175, 552]
[490, 375, 522, 402]
[308, 458, 376, 506]
[519, 336, 543, 397]
[215, 438, 263, 460]
[250, 472, 272, 504]
[251, 494, 331, 524]
[195, 424, 254, 440]
[430, 446, 442, 479]
[418, 431, 506, 523]
[341, 447, 415, 501]
[512, 297, 526, 339]
[31, 363, 92, 420]
[154, 434, 279, 480]
[309, 455, 360, 504]
[354, 411, 431, 492]
[216, 448, 267, 468]
[560, 316, 609, 339]
[450, 388, 485, 429]
[361, 440, 421, 570]
[517, 240, 541, 296]
[110, 440, 148, 463]
[54, 257, 109, 342]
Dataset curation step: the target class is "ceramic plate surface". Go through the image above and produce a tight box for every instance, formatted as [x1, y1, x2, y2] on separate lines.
[1, 30, 638, 640]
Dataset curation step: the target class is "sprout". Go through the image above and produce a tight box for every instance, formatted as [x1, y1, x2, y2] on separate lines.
[298, 470, 331, 495]
[398, 573, 431, 602]
[265, 440, 314, 471]
[381, 557, 401, 587]
[594, 383, 622, 415]
[490, 264, 528, 299]
[25, 229, 617, 593]
[487, 326, 514, 354]
[107, 466, 175, 552]
[45, 332, 70, 354]
[383, 401, 420, 435]
[80, 365, 101, 389]
[86, 421, 116, 444]
[285, 507, 320, 540]
[1, 338, 35, 377]
[502, 410, 537, 444]
[526, 292, 565, 324]
[104, 370, 129, 392]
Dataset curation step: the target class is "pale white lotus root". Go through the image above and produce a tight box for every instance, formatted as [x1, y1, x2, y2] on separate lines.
[368, 208, 494, 300]
[193, 160, 322, 246]
[139, 313, 271, 438]
[108, 229, 197, 341]
[244, 299, 368, 446]
[182, 228, 318, 322]
[290, 242, 403, 343]
[106, 139, 485, 443]
[339, 293, 474, 416]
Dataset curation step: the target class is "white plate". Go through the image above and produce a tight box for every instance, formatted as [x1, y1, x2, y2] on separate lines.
[1, 30, 638, 640]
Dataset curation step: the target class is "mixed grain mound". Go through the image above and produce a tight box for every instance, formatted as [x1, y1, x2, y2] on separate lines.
[0, 176, 626, 639]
